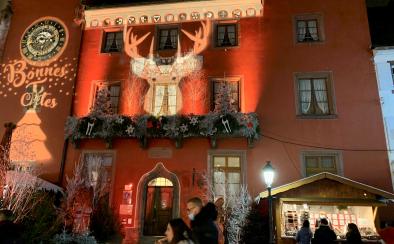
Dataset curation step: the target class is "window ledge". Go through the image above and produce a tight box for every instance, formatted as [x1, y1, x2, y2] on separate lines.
[296, 114, 337, 120]
[213, 45, 240, 50]
[295, 40, 326, 46]
[99, 51, 123, 55]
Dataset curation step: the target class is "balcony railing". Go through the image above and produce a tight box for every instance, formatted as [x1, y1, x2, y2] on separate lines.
[65, 112, 260, 148]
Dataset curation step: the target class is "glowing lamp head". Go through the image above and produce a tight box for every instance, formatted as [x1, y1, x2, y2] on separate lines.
[262, 161, 275, 188]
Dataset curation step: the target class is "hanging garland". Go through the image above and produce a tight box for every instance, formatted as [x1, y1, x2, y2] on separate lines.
[65, 112, 260, 144]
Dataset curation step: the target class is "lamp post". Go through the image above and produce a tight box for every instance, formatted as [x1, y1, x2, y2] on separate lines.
[262, 161, 275, 244]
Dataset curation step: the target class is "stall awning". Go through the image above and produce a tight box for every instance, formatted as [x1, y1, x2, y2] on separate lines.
[258, 172, 394, 203]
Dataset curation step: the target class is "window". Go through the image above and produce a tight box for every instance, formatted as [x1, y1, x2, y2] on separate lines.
[94, 83, 121, 114]
[148, 177, 173, 187]
[294, 14, 324, 43]
[216, 23, 238, 47]
[212, 78, 240, 112]
[102, 31, 123, 53]
[158, 27, 178, 50]
[153, 84, 177, 116]
[296, 19, 319, 42]
[302, 152, 342, 177]
[82, 152, 114, 195]
[390, 62, 394, 84]
[108, 84, 121, 114]
[212, 155, 242, 200]
[296, 73, 335, 116]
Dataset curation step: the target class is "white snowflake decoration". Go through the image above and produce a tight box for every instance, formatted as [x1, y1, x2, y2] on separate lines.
[116, 116, 124, 124]
[189, 116, 199, 126]
[180, 124, 188, 133]
[126, 125, 135, 135]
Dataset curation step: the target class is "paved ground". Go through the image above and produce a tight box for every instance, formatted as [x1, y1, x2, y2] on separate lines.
[123, 235, 164, 244]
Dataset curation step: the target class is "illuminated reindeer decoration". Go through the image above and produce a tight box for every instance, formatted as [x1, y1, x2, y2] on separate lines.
[123, 21, 211, 116]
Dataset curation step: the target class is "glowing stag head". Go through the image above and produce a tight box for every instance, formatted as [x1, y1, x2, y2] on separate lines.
[123, 20, 211, 80]
[123, 21, 211, 115]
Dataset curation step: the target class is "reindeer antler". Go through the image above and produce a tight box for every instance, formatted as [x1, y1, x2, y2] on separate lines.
[181, 20, 211, 55]
[123, 26, 151, 59]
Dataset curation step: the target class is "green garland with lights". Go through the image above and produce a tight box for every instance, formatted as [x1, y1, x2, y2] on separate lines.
[65, 112, 260, 146]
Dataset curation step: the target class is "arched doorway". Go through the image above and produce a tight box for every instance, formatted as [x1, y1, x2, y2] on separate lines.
[137, 163, 180, 237]
[143, 177, 173, 235]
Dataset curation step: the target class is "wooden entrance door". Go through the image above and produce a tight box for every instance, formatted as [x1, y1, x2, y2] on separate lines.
[143, 186, 173, 235]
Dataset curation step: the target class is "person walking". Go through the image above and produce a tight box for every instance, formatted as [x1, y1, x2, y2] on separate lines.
[296, 220, 313, 244]
[156, 218, 194, 244]
[186, 197, 203, 222]
[312, 218, 337, 244]
[186, 197, 218, 244]
[345, 223, 362, 244]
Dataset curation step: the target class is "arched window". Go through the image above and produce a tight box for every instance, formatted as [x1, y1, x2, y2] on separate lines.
[148, 177, 173, 187]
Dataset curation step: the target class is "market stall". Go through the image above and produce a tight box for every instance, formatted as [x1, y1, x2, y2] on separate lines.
[259, 172, 394, 244]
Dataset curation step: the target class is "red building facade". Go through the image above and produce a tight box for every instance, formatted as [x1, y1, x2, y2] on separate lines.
[61, 0, 394, 240]
[1, 0, 393, 242]
[0, 0, 82, 182]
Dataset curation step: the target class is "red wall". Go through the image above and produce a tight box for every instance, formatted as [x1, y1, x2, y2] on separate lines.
[0, 0, 82, 182]
[65, 0, 393, 230]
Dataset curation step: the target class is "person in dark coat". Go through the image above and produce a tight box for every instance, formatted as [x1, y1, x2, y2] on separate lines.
[189, 201, 219, 244]
[296, 220, 313, 244]
[312, 218, 337, 244]
[0, 209, 22, 244]
[345, 223, 362, 244]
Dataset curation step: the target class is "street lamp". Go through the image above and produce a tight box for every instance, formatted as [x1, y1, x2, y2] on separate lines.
[262, 161, 275, 244]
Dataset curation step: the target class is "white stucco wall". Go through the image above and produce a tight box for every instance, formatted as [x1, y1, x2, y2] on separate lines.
[373, 47, 394, 191]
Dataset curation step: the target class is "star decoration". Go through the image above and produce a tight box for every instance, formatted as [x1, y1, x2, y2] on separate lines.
[189, 116, 199, 126]
[126, 125, 135, 135]
[180, 124, 188, 133]
[116, 117, 124, 124]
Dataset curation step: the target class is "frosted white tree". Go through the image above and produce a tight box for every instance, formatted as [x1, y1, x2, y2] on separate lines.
[64, 155, 109, 235]
[3, 166, 42, 223]
[226, 185, 251, 244]
[124, 74, 147, 115]
[180, 70, 208, 114]
[89, 86, 113, 117]
[84, 154, 107, 210]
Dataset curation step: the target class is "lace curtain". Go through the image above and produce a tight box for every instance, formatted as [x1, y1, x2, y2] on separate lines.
[297, 20, 318, 42]
[299, 78, 329, 115]
[313, 78, 329, 114]
[153, 84, 177, 116]
[299, 79, 312, 114]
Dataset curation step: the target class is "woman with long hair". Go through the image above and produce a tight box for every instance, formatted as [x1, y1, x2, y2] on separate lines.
[346, 223, 362, 244]
[156, 218, 194, 244]
[296, 219, 313, 244]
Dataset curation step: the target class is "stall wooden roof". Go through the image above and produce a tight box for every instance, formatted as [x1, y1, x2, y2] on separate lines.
[259, 172, 394, 200]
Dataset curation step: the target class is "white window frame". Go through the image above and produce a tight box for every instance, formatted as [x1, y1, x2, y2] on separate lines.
[207, 150, 246, 202]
